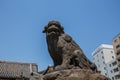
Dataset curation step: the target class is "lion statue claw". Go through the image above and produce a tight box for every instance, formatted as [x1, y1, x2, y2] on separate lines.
[43, 20, 97, 73]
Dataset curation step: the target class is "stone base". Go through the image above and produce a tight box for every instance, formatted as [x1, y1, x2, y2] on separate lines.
[43, 69, 110, 80]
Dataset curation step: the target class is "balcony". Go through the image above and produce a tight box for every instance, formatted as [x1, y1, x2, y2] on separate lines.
[116, 52, 120, 59]
[117, 61, 120, 66]
[117, 47, 120, 53]
[113, 64, 118, 69]
[114, 71, 120, 76]
[115, 74, 120, 80]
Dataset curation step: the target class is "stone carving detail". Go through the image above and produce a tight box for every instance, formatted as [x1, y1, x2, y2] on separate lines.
[43, 69, 109, 80]
[40, 20, 110, 80]
[43, 20, 96, 71]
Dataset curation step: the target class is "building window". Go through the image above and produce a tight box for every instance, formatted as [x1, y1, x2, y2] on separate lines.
[102, 56, 104, 59]
[111, 51, 113, 53]
[97, 60, 99, 62]
[103, 61, 105, 64]
[114, 39, 117, 43]
[98, 64, 100, 67]
[104, 67, 106, 70]
[109, 64, 111, 67]
[101, 51, 103, 54]
[111, 70, 113, 73]
[116, 45, 120, 49]
[97, 55, 98, 57]
[118, 59, 120, 62]
[112, 56, 114, 59]
[113, 68, 119, 73]
[112, 77, 114, 80]
[117, 52, 120, 55]
[105, 73, 107, 76]
[112, 61, 117, 66]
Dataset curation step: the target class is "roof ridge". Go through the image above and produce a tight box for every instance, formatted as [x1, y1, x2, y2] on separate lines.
[0, 60, 37, 65]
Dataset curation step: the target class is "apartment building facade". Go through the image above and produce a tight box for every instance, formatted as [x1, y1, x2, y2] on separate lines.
[92, 44, 118, 80]
[112, 33, 120, 80]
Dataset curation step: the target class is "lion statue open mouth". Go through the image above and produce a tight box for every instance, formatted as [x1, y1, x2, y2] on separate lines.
[43, 20, 97, 72]
[43, 21, 64, 39]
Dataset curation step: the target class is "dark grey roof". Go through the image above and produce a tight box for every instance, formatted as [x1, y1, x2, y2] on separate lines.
[0, 60, 38, 78]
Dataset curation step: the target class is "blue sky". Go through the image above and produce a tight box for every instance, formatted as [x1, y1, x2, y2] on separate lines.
[0, 0, 120, 70]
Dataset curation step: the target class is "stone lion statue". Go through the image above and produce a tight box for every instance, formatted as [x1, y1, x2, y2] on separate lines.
[43, 20, 96, 72]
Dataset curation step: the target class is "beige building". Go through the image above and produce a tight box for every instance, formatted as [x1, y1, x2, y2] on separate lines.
[112, 33, 120, 80]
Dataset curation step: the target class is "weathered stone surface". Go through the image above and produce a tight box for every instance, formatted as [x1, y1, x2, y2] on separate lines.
[41, 20, 110, 80]
[43, 69, 110, 80]
[43, 20, 97, 72]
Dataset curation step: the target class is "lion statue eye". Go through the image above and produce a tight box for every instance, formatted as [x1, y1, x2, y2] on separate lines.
[48, 24, 52, 27]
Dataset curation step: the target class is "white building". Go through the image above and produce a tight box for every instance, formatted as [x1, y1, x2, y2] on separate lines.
[92, 44, 118, 80]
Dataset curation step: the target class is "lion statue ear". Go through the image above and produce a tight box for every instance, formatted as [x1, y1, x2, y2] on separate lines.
[61, 26, 64, 33]
[42, 26, 48, 33]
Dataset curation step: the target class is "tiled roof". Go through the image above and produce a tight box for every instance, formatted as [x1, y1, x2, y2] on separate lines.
[0, 60, 38, 78]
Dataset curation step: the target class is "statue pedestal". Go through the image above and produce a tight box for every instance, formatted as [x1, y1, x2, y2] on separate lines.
[43, 69, 110, 80]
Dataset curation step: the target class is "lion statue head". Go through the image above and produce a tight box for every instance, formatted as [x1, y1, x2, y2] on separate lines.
[43, 20, 64, 39]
